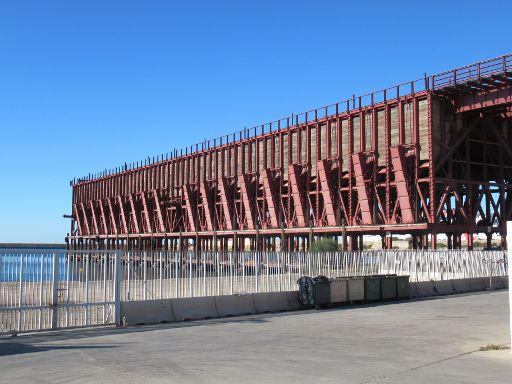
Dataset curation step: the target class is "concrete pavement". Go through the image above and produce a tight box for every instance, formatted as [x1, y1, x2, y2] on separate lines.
[0, 291, 511, 383]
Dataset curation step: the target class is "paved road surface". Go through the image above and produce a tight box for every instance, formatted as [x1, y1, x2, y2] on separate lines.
[0, 291, 511, 383]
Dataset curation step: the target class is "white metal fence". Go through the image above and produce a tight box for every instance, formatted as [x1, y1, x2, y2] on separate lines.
[0, 249, 507, 334]
[0, 249, 120, 335]
[119, 250, 508, 300]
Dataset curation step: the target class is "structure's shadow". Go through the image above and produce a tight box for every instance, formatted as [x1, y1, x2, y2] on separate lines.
[0, 289, 504, 346]
[0, 342, 116, 357]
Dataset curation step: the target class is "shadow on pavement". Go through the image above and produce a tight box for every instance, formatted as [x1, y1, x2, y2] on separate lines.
[0, 290, 504, 346]
[0, 342, 117, 356]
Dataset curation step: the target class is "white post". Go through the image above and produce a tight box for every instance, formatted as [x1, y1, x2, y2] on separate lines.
[507, 221, 512, 352]
[114, 250, 121, 327]
[18, 253, 24, 332]
[51, 252, 59, 330]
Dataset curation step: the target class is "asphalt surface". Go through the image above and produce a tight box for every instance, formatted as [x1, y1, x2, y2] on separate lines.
[0, 291, 511, 383]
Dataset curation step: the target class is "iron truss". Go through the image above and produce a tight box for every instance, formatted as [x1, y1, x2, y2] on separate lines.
[69, 54, 512, 251]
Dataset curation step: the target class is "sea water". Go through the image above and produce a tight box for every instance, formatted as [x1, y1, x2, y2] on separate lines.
[0, 251, 74, 282]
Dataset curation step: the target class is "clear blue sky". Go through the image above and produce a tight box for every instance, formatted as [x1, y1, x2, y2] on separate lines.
[0, 1, 510, 243]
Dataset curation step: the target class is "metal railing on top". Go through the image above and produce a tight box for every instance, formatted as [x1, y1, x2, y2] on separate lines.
[432, 53, 512, 89]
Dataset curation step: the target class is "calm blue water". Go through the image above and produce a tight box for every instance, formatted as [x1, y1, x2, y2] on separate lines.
[0, 252, 75, 283]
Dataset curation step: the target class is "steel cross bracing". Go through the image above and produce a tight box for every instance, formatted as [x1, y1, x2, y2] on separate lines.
[69, 54, 512, 251]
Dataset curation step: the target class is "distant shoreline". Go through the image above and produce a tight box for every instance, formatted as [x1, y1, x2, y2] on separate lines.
[0, 243, 66, 249]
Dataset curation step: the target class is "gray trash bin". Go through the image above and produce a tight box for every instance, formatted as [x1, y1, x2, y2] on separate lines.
[364, 276, 381, 302]
[346, 277, 365, 302]
[297, 276, 331, 308]
[396, 275, 410, 299]
[297, 276, 315, 305]
[381, 275, 397, 300]
[330, 278, 348, 304]
[312, 276, 331, 308]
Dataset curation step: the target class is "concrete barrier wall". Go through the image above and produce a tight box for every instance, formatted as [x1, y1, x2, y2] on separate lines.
[121, 276, 508, 326]
[488, 276, 509, 289]
[433, 280, 454, 296]
[253, 291, 292, 313]
[285, 291, 302, 310]
[215, 294, 256, 317]
[120, 290, 301, 326]
[411, 281, 435, 298]
[411, 276, 508, 299]
[121, 299, 175, 325]
[172, 296, 218, 321]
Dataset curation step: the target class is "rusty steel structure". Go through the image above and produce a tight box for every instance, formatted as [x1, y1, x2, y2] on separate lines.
[69, 54, 512, 252]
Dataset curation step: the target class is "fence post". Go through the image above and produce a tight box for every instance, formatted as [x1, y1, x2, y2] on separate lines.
[229, 252, 233, 295]
[216, 252, 221, 295]
[114, 250, 121, 327]
[18, 253, 24, 332]
[51, 252, 59, 330]
[143, 250, 147, 301]
[507, 221, 512, 352]
[159, 250, 163, 299]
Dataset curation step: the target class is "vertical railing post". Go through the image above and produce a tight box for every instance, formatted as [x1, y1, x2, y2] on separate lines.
[143, 250, 147, 300]
[84, 252, 89, 325]
[229, 252, 233, 295]
[265, 251, 269, 293]
[255, 251, 259, 293]
[175, 251, 179, 298]
[327, 252, 330, 279]
[51, 252, 59, 330]
[189, 251, 192, 297]
[277, 252, 281, 292]
[103, 251, 108, 323]
[203, 252, 206, 297]
[38, 253, 44, 330]
[507, 221, 512, 352]
[114, 250, 121, 327]
[65, 252, 71, 327]
[216, 251, 220, 295]
[18, 253, 24, 332]
[242, 251, 246, 292]
[287, 252, 291, 290]
[160, 250, 163, 299]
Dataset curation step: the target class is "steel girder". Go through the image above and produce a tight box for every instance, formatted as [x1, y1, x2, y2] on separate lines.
[69, 57, 512, 250]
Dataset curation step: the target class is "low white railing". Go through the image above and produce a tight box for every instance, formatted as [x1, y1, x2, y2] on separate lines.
[0, 249, 507, 334]
[118, 250, 507, 301]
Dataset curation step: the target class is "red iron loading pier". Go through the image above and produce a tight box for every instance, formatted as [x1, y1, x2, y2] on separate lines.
[69, 54, 512, 252]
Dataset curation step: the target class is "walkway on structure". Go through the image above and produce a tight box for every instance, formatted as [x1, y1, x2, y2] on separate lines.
[1, 291, 510, 383]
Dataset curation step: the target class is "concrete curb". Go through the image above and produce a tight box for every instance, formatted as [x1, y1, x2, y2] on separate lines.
[468, 277, 486, 292]
[285, 291, 302, 310]
[433, 280, 454, 296]
[119, 277, 508, 327]
[120, 299, 176, 325]
[253, 291, 292, 313]
[172, 296, 218, 321]
[452, 278, 472, 293]
[413, 281, 435, 297]
[214, 294, 257, 317]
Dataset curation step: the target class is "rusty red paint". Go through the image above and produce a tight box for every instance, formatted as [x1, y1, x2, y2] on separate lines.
[68, 54, 512, 251]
